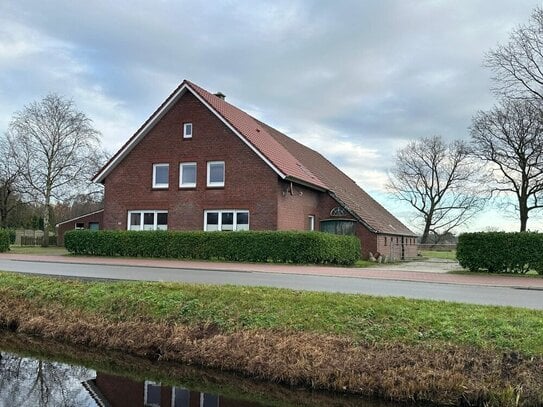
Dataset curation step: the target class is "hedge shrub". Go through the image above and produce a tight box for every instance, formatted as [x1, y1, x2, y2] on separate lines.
[457, 232, 543, 274]
[64, 230, 361, 265]
[0, 229, 10, 252]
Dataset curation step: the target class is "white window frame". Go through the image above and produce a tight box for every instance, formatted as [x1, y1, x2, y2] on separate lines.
[183, 122, 192, 139]
[308, 215, 315, 231]
[207, 161, 225, 187]
[204, 210, 249, 231]
[152, 163, 169, 189]
[127, 210, 168, 231]
[179, 162, 197, 188]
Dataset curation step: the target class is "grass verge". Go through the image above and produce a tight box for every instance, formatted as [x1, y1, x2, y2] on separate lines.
[8, 245, 69, 256]
[0, 272, 541, 405]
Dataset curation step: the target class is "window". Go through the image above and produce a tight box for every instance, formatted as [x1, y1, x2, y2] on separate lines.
[207, 161, 224, 187]
[171, 387, 190, 407]
[320, 219, 356, 235]
[179, 162, 197, 188]
[201, 393, 219, 407]
[307, 215, 315, 231]
[183, 122, 192, 139]
[144, 381, 161, 407]
[75, 222, 85, 229]
[153, 163, 169, 188]
[128, 211, 168, 231]
[204, 210, 249, 231]
[88, 222, 100, 231]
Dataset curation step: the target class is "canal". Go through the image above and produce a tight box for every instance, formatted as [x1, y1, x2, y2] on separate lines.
[0, 332, 399, 407]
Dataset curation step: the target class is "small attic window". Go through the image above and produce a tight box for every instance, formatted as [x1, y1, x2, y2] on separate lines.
[183, 123, 192, 139]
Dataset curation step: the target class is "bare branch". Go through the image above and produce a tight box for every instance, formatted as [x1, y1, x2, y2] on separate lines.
[387, 135, 487, 243]
[5, 94, 105, 244]
[470, 99, 543, 231]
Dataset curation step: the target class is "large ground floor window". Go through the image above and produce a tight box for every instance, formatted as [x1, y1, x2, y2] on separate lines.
[320, 219, 356, 235]
[204, 210, 249, 231]
[128, 210, 168, 231]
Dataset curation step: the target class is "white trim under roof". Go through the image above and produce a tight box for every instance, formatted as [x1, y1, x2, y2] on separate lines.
[93, 82, 287, 183]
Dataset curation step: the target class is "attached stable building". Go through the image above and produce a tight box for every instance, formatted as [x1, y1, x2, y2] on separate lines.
[60, 80, 417, 260]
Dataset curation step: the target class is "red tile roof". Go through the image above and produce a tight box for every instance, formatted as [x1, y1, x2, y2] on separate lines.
[186, 81, 326, 189]
[94, 80, 415, 236]
[187, 81, 414, 236]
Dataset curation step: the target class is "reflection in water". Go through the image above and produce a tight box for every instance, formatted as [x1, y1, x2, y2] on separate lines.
[89, 372, 260, 407]
[0, 351, 260, 407]
[0, 335, 396, 407]
[0, 352, 96, 406]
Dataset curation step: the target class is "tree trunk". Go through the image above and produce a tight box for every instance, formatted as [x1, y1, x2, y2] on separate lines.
[420, 218, 432, 244]
[42, 193, 50, 247]
[519, 210, 528, 232]
[519, 196, 528, 232]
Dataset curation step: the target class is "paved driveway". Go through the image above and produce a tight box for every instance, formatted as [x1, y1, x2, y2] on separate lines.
[381, 258, 461, 273]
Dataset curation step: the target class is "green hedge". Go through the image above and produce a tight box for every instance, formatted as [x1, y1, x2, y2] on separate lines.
[7, 229, 15, 245]
[457, 232, 543, 274]
[64, 230, 361, 265]
[0, 229, 10, 252]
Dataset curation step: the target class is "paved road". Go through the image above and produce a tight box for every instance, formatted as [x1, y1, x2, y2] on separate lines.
[0, 259, 542, 310]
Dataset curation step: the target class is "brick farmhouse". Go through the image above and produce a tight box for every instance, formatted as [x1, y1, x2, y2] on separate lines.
[57, 80, 417, 259]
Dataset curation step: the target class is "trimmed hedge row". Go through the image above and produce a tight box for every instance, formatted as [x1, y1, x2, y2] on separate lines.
[457, 232, 543, 274]
[0, 229, 10, 252]
[64, 230, 361, 265]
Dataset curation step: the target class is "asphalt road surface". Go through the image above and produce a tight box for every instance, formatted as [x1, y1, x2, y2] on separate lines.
[0, 259, 542, 310]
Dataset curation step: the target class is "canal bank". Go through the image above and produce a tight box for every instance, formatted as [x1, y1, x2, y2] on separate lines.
[0, 272, 541, 406]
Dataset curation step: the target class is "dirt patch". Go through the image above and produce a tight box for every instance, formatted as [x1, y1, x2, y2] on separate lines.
[0, 299, 541, 406]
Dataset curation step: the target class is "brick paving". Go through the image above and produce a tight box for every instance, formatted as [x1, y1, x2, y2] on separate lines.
[1, 253, 543, 289]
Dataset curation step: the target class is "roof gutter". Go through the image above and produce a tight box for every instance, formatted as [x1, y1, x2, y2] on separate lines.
[285, 176, 327, 192]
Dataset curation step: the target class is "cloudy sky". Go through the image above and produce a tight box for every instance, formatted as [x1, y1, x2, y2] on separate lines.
[1, 0, 542, 232]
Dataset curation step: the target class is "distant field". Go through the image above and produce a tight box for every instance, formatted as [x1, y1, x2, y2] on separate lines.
[420, 250, 456, 260]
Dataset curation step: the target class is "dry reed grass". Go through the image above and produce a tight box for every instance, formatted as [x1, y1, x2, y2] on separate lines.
[0, 298, 541, 406]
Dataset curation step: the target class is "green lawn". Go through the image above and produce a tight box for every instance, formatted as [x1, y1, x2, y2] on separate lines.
[420, 249, 456, 260]
[8, 245, 69, 256]
[0, 272, 541, 355]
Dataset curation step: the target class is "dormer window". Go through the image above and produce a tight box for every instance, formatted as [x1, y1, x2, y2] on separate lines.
[183, 122, 192, 139]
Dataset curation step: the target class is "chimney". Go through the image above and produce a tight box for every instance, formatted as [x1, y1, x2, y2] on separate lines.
[214, 92, 226, 100]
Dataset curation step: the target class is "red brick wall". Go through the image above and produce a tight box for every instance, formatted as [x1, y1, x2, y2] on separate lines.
[103, 92, 279, 231]
[56, 210, 103, 246]
[276, 181, 321, 230]
[376, 234, 418, 261]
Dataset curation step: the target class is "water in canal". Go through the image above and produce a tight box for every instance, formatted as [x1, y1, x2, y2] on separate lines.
[0, 332, 399, 407]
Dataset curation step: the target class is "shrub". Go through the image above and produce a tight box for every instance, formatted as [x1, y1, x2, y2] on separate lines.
[457, 232, 543, 274]
[0, 229, 10, 252]
[64, 230, 361, 265]
[7, 229, 16, 244]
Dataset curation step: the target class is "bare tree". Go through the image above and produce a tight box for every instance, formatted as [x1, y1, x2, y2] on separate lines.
[387, 136, 485, 243]
[485, 7, 543, 101]
[0, 137, 20, 228]
[5, 94, 103, 245]
[470, 99, 543, 231]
